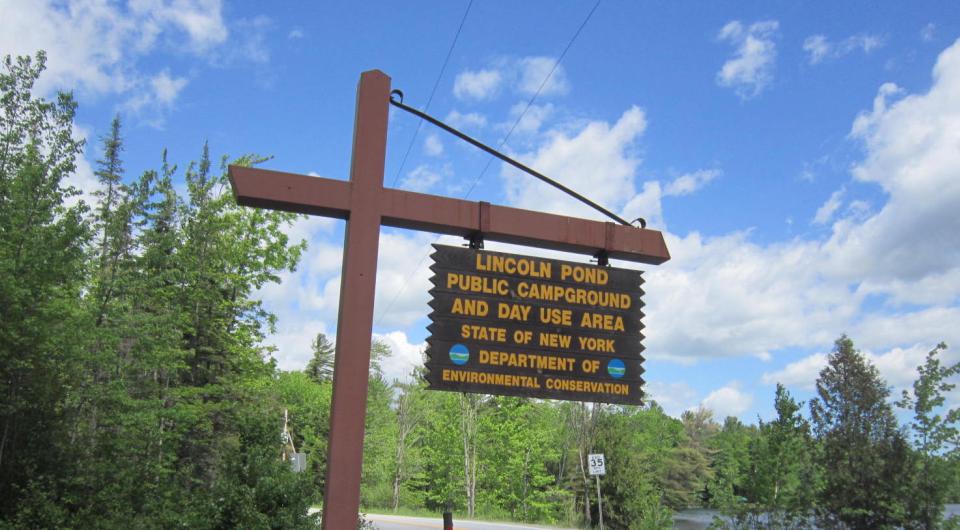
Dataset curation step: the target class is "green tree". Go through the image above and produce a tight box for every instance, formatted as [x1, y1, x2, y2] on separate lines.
[897, 342, 960, 529]
[706, 416, 756, 509]
[596, 405, 678, 529]
[744, 384, 817, 513]
[660, 408, 717, 509]
[0, 52, 88, 522]
[390, 376, 426, 512]
[810, 335, 913, 529]
[305, 332, 335, 383]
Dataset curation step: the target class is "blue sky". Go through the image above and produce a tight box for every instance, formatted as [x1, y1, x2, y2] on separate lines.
[4, 0, 959, 422]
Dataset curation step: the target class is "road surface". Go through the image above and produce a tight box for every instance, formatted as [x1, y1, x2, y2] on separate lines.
[363, 513, 575, 530]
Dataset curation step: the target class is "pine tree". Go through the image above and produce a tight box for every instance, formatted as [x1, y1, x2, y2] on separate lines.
[305, 332, 335, 383]
[810, 335, 913, 529]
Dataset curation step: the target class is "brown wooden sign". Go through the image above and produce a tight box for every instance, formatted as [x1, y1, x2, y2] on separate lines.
[425, 244, 645, 405]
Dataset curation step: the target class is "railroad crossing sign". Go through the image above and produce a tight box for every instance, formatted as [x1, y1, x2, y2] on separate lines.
[228, 70, 669, 529]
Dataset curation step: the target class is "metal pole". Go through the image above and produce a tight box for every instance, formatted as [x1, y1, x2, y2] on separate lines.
[442, 511, 453, 530]
[595, 475, 604, 530]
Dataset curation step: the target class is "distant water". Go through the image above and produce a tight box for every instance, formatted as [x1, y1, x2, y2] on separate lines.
[672, 505, 960, 529]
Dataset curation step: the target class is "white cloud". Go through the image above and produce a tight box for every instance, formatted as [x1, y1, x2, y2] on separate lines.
[664, 169, 721, 197]
[0, 0, 225, 97]
[515, 56, 569, 97]
[621, 181, 664, 230]
[701, 382, 753, 419]
[63, 124, 102, 208]
[921, 23, 936, 42]
[504, 102, 554, 135]
[646, 381, 699, 417]
[716, 20, 779, 99]
[400, 164, 448, 193]
[644, 232, 855, 362]
[813, 188, 844, 225]
[803, 33, 884, 65]
[129, 0, 228, 52]
[120, 70, 189, 127]
[502, 106, 647, 221]
[803, 35, 831, 65]
[423, 134, 444, 157]
[445, 110, 487, 130]
[375, 331, 426, 384]
[0, 0, 250, 130]
[828, 40, 960, 285]
[762, 353, 827, 389]
[453, 69, 502, 100]
[372, 231, 447, 329]
[230, 15, 271, 64]
[288, 28, 304, 40]
[761, 339, 957, 397]
[452, 56, 569, 103]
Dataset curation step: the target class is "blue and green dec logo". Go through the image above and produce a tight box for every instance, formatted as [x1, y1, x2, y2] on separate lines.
[448, 344, 470, 365]
[607, 359, 626, 379]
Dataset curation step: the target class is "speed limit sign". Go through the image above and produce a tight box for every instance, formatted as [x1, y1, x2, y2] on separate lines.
[588, 453, 605, 476]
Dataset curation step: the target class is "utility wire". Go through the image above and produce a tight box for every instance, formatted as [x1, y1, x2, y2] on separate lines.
[389, 0, 474, 189]
[463, 0, 602, 199]
[373, 1, 603, 328]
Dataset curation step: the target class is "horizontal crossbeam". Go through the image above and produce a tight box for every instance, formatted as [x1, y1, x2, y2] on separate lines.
[228, 165, 670, 265]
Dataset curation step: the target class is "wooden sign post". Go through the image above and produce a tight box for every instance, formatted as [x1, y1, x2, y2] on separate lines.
[228, 70, 670, 529]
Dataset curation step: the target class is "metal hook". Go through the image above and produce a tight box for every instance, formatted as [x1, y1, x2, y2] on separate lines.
[466, 232, 484, 250]
[390, 89, 404, 104]
[593, 250, 610, 267]
[631, 217, 647, 229]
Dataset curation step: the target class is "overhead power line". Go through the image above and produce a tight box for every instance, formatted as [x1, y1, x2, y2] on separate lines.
[463, 0, 602, 199]
[373, 1, 604, 329]
[389, 0, 475, 189]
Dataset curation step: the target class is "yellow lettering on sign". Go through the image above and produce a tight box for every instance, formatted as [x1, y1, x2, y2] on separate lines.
[538, 307, 572, 326]
[446, 273, 509, 295]
[451, 297, 488, 317]
[479, 349, 575, 372]
[516, 281, 631, 309]
[560, 263, 609, 285]
[578, 336, 615, 353]
[460, 324, 507, 342]
[544, 377, 629, 396]
[539, 332, 572, 349]
[496, 302, 531, 321]
[579, 312, 625, 331]
[475, 254, 552, 279]
[442, 368, 543, 389]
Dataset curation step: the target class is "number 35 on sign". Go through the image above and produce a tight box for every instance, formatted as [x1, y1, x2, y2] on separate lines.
[588, 453, 606, 476]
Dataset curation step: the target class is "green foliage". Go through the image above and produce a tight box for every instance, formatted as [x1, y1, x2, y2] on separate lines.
[897, 342, 959, 528]
[742, 384, 817, 514]
[810, 335, 915, 529]
[0, 52, 315, 528]
[305, 332, 335, 383]
[595, 405, 678, 529]
[706, 417, 756, 509]
[0, 51, 88, 518]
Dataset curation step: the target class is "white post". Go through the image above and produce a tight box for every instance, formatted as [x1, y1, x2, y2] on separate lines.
[595, 474, 604, 530]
